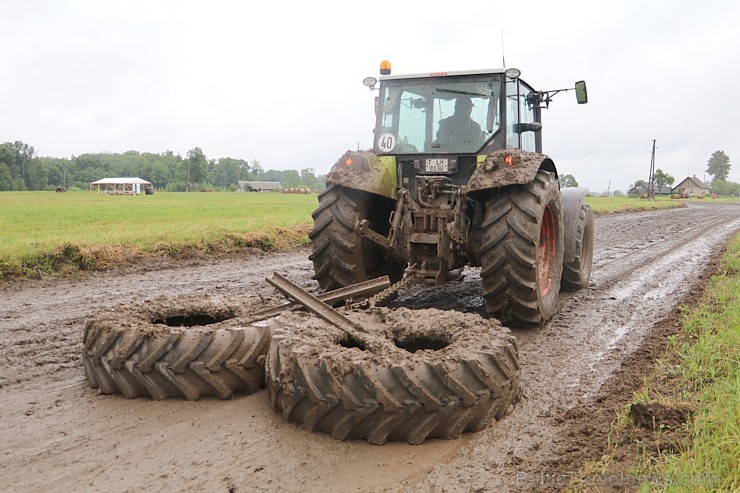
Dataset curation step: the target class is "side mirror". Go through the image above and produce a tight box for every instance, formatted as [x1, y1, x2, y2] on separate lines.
[575, 81, 588, 104]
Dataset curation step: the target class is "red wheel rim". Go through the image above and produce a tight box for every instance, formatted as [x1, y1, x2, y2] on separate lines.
[539, 205, 555, 296]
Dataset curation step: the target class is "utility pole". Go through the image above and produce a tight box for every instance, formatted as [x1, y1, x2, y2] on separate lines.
[647, 139, 656, 201]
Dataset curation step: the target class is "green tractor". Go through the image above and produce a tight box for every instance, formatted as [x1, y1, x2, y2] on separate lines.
[309, 62, 593, 327]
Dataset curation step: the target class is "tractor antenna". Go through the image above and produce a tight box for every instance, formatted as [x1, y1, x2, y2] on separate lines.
[501, 29, 506, 67]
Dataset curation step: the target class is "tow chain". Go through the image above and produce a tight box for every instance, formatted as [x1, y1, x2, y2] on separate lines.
[348, 267, 419, 310]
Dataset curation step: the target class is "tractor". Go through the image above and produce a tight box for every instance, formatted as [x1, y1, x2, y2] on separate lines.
[309, 62, 594, 327]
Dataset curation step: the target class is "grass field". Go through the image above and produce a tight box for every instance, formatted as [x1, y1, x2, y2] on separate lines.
[586, 195, 686, 214]
[0, 191, 316, 277]
[0, 190, 730, 278]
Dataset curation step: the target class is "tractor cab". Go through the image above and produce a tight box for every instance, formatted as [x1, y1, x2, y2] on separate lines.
[365, 65, 587, 165]
[368, 68, 546, 161]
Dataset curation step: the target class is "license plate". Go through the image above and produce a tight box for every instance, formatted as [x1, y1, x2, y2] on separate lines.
[425, 159, 449, 173]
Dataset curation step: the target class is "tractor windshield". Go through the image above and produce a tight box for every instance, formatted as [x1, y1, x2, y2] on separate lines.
[374, 74, 501, 155]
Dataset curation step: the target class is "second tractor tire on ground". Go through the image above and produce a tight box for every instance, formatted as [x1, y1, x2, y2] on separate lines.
[266, 308, 521, 445]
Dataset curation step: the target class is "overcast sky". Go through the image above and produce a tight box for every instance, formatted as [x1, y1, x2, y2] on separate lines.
[2, 0, 739, 193]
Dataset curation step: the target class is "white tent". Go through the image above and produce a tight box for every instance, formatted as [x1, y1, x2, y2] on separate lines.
[90, 177, 152, 195]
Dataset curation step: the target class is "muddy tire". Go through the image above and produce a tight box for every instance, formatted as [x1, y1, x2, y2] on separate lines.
[309, 185, 404, 290]
[82, 297, 271, 400]
[561, 203, 594, 291]
[266, 308, 520, 445]
[480, 170, 564, 327]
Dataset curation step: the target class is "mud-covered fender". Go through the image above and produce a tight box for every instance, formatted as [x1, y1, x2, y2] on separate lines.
[326, 150, 398, 200]
[467, 149, 558, 193]
[561, 187, 589, 263]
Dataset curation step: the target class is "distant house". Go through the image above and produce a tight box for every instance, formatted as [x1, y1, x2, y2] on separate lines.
[628, 180, 672, 197]
[672, 176, 711, 198]
[628, 181, 649, 197]
[237, 181, 283, 192]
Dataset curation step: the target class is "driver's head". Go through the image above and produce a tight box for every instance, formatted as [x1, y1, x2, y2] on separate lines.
[455, 96, 474, 115]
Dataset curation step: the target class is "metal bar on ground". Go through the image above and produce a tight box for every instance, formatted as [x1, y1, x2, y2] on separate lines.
[266, 273, 366, 335]
[249, 277, 391, 322]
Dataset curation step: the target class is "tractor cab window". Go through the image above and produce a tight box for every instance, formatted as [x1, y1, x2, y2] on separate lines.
[505, 79, 537, 151]
[518, 83, 536, 151]
[376, 75, 501, 155]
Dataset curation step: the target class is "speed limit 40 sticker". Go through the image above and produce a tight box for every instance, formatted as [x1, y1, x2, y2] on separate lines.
[378, 133, 396, 152]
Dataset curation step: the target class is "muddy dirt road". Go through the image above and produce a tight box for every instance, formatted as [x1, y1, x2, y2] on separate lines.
[1, 202, 738, 492]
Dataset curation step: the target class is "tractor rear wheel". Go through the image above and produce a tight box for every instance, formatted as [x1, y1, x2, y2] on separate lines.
[561, 203, 594, 291]
[480, 170, 564, 327]
[309, 185, 403, 290]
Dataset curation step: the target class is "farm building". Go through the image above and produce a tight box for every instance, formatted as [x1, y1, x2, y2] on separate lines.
[672, 176, 711, 198]
[237, 181, 282, 192]
[90, 177, 153, 195]
[628, 180, 672, 197]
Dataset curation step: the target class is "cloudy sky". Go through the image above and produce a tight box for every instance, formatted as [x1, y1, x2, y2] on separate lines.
[2, 0, 739, 193]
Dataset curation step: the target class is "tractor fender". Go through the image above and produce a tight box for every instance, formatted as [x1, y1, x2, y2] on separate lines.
[467, 149, 558, 193]
[326, 150, 398, 200]
[561, 187, 589, 263]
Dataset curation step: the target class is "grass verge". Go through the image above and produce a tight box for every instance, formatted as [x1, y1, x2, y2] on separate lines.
[568, 232, 740, 492]
[585, 195, 687, 214]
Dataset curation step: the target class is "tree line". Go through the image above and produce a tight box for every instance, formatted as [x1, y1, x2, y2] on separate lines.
[0, 141, 327, 192]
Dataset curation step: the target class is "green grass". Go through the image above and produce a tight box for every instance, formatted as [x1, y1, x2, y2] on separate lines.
[585, 195, 687, 214]
[0, 191, 317, 277]
[586, 195, 740, 214]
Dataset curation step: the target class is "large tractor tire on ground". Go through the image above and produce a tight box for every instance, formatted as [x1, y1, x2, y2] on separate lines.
[561, 203, 594, 291]
[82, 296, 271, 400]
[309, 185, 403, 291]
[266, 308, 520, 445]
[480, 170, 564, 327]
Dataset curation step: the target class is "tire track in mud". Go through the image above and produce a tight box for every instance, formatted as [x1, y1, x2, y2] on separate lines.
[0, 203, 738, 492]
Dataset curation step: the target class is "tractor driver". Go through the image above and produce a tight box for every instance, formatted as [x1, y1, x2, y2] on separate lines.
[435, 96, 484, 148]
